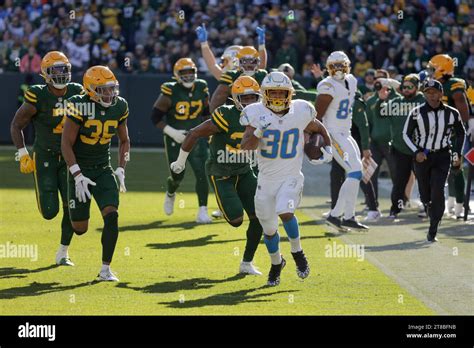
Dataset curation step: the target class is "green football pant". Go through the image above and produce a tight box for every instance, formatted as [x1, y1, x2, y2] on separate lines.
[209, 170, 262, 262]
[33, 150, 74, 245]
[164, 135, 209, 206]
[67, 164, 119, 221]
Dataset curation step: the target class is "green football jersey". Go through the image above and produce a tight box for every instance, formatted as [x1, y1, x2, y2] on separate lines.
[219, 69, 267, 87]
[24, 83, 85, 153]
[160, 79, 209, 130]
[441, 77, 467, 107]
[66, 94, 129, 167]
[206, 104, 252, 177]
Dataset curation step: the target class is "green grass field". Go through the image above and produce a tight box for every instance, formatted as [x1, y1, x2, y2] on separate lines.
[0, 149, 433, 315]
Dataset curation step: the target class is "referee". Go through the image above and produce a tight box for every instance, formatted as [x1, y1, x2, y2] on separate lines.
[403, 79, 466, 242]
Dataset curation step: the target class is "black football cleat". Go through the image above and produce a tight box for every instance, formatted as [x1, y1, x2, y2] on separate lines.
[291, 250, 310, 279]
[341, 217, 369, 231]
[326, 215, 342, 229]
[267, 256, 286, 286]
[427, 233, 438, 242]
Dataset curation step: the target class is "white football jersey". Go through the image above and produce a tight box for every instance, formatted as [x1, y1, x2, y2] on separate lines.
[240, 100, 315, 180]
[317, 74, 357, 133]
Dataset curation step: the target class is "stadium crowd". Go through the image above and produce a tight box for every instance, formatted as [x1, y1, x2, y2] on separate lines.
[0, 0, 473, 86]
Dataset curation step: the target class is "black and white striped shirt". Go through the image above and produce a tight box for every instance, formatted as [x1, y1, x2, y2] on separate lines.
[403, 102, 466, 155]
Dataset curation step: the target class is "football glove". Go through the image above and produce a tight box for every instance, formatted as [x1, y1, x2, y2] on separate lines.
[74, 173, 96, 203]
[164, 125, 187, 144]
[18, 148, 35, 174]
[309, 146, 333, 165]
[253, 117, 271, 138]
[195, 24, 208, 43]
[468, 118, 474, 143]
[114, 167, 126, 193]
[256, 26, 266, 46]
[170, 149, 190, 174]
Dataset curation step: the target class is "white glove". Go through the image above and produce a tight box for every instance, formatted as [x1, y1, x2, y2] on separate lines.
[468, 118, 474, 143]
[164, 125, 187, 144]
[74, 173, 96, 203]
[253, 117, 272, 138]
[170, 149, 190, 174]
[114, 167, 126, 192]
[309, 146, 333, 165]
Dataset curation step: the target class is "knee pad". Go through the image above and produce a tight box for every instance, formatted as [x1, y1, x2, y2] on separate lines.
[229, 217, 243, 228]
[348, 170, 363, 180]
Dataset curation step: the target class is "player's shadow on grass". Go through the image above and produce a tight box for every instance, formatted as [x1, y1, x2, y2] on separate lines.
[413, 222, 474, 243]
[364, 240, 430, 252]
[146, 234, 245, 250]
[0, 265, 57, 279]
[0, 281, 99, 300]
[116, 274, 246, 294]
[101, 219, 227, 233]
[159, 287, 299, 308]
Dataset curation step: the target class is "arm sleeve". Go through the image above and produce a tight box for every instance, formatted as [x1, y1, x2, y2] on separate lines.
[452, 109, 466, 155]
[23, 87, 38, 106]
[118, 101, 129, 125]
[402, 108, 420, 154]
[352, 102, 370, 150]
[210, 108, 228, 132]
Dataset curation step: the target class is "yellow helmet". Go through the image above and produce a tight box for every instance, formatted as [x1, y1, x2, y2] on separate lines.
[231, 76, 261, 110]
[83, 65, 119, 108]
[40, 51, 71, 89]
[236, 46, 260, 76]
[427, 54, 454, 80]
[173, 58, 197, 88]
[260, 72, 294, 113]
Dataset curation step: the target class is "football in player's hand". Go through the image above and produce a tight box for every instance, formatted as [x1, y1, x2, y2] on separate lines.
[304, 133, 324, 160]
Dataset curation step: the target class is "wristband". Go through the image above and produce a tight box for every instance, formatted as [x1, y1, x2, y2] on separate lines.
[201, 42, 209, 48]
[69, 164, 81, 175]
[18, 147, 28, 158]
[253, 128, 264, 138]
[258, 44, 265, 51]
[176, 148, 190, 165]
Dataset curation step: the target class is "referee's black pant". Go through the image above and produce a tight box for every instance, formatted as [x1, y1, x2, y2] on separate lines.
[390, 147, 413, 215]
[413, 150, 451, 234]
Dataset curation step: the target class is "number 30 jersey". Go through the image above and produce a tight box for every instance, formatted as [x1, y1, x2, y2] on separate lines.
[160, 79, 209, 130]
[66, 94, 129, 167]
[316, 74, 357, 133]
[240, 100, 315, 180]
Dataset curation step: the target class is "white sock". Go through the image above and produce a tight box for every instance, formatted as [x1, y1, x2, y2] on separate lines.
[101, 264, 110, 272]
[343, 178, 360, 220]
[241, 260, 251, 265]
[289, 237, 302, 253]
[59, 244, 68, 253]
[331, 177, 359, 218]
[269, 251, 282, 265]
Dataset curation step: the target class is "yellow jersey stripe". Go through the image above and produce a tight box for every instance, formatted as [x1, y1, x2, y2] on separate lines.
[24, 94, 37, 103]
[212, 114, 229, 132]
[68, 112, 83, 121]
[210, 176, 231, 222]
[119, 112, 129, 121]
[161, 88, 172, 95]
[66, 103, 82, 115]
[220, 76, 233, 83]
[451, 82, 465, 90]
[214, 110, 229, 126]
[25, 91, 37, 100]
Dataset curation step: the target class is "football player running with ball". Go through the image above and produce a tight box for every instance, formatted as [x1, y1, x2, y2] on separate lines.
[240, 72, 332, 286]
[316, 51, 369, 231]
[151, 58, 212, 223]
[10, 51, 85, 267]
[61, 66, 130, 281]
[170, 76, 264, 275]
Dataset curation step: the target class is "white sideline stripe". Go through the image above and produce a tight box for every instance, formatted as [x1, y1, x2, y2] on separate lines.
[0, 145, 165, 153]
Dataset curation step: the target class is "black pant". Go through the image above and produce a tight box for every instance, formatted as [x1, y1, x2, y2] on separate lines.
[390, 147, 414, 215]
[330, 160, 378, 211]
[413, 150, 451, 234]
[371, 141, 396, 202]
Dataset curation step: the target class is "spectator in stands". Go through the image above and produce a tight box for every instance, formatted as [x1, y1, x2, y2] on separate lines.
[354, 51, 373, 78]
[19, 45, 41, 73]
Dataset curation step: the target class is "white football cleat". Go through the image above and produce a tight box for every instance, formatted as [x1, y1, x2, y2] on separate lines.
[55, 248, 74, 266]
[322, 211, 330, 218]
[239, 261, 262, 275]
[196, 206, 212, 224]
[364, 210, 382, 222]
[97, 268, 119, 282]
[164, 192, 176, 216]
[211, 209, 223, 219]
